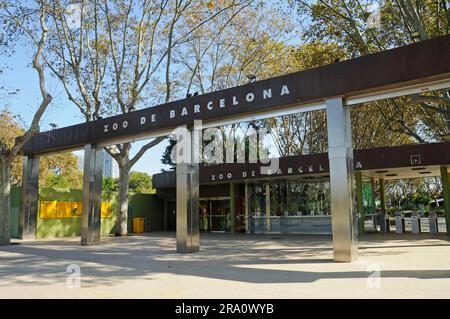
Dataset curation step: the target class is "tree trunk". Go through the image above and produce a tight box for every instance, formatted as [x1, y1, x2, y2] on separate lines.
[397, 0, 429, 40]
[0, 158, 11, 245]
[115, 163, 130, 236]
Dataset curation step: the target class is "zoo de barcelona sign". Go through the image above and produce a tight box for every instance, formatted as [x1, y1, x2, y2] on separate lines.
[103, 84, 291, 134]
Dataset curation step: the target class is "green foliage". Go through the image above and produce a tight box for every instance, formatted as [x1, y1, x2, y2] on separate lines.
[42, 173, 80, 189]
[129, 171, 154, 194]
[161, 138, 176, 171]
[39, 152, 83, 189]
[291, 0, 450, 143]
[386, 177, 442, 211]
[0, 108, 24, 185]
[103, 177, 117, 193]
[1, 108, 83, 188]
[103, 173, 155, 194]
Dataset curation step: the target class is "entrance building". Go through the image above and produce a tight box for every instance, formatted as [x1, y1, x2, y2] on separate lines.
[18, 35, 450, 261]
[159, 179, 332, 234]
[154, 142, 450, 235]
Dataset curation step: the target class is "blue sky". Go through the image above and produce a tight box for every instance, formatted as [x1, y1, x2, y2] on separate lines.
[1, 44, 171, 175]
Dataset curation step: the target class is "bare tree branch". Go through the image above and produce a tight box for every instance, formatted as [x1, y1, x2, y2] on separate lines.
[412, 93, 450, 107]
[6, 3, 52, 161]
[130, 137, 167, 168]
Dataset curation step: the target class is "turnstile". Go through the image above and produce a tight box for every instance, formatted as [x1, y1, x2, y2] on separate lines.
[411, 213, 421, 233]
[378, 212, 390, 233]
[395, 212, 405, 234]
[429, 211, 439, 234]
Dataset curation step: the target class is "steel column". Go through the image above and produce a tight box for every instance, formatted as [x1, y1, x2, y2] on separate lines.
[355, 171, 365, 235]
[326, 97, 358, 262]
[19, 156, 40, 240]
[81, 144, 103, 246]
[230, 182, 236, 234]
[440, 166, 450, 235]
[265, 182, 271, 232]
[176, 128, 199, 253]
[244, 183, 249, 233]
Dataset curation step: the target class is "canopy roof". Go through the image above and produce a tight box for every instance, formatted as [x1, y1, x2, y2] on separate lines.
[153, 142, 450, 188]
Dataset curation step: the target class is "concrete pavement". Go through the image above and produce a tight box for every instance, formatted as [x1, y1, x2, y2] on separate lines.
[0, 232, 449, 298]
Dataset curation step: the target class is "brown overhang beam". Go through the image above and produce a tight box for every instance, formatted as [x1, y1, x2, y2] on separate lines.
[23, 35, 450, 156]
[152, 142, 450, 188]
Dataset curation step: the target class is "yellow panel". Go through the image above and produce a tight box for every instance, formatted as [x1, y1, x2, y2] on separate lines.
[71, 202, 83, 218]
[57, 201, 72, 218]
[101, 202, 112, 218]
[40, 201, 57, 219]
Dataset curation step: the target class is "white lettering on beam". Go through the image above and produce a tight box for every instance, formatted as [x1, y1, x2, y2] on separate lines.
[100, 83, 293, 135]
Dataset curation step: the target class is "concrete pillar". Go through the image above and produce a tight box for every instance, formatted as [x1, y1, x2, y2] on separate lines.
[81, 145, 103, 246]
[19, 156, 40, 240]
[286, 181, 291, 212]
[440, 166, 450, 235]
[176, 127, 199, 253]
[379, 178, 386, 213]
[326, 97, 358, 262]
[265, 182, 270, 232]
[244, 183, 249, 233]
[230, 182, 236, 234]
[355, 171, 365, 235]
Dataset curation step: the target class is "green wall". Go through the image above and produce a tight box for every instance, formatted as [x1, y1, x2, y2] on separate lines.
[37, 188, 118, 239]
[128, 193, 164, 232]
[10, 187, 21, 238]
[10, 187, 164, 239]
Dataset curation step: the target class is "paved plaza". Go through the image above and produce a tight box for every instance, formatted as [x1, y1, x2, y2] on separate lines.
[0, 232, 449, 298]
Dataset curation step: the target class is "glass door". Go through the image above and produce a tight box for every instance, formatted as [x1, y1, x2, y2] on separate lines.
[209, 200, 230, 232]
[199, 200, 209, 231]
[199, 199, 231, 232]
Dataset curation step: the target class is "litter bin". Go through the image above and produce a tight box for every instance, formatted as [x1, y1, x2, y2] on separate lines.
[133, 218, 145, 234]
[411, 212, 421, 233]
[378, 212, 390, 233]
[395, 212, 405, 234]
[428, 210, 439, 234]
